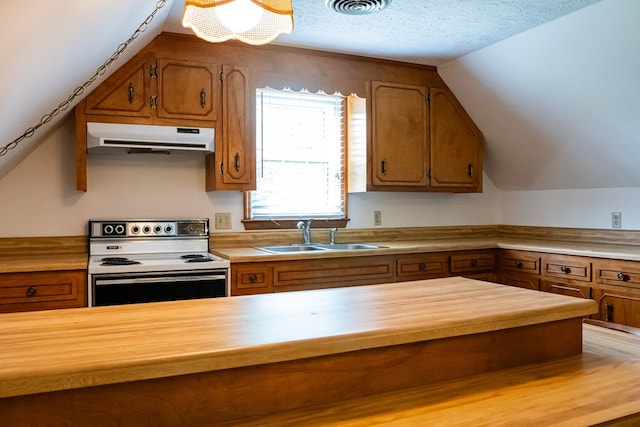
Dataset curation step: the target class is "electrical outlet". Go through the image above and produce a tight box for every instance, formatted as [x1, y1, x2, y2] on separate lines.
[215, 212, 232, 230]
[373, 210, 382, 226]
[612, 212, 622, 229]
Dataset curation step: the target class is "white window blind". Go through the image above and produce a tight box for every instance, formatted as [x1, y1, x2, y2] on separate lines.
[251, 88, 346, 220]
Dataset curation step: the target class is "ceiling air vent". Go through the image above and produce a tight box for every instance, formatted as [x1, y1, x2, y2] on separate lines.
[325, 0, 392, 15]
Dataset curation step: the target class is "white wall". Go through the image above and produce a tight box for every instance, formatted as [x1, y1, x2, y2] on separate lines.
[0, 115, 501, 237]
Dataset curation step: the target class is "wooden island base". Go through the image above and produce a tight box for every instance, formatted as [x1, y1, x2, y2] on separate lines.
[1, 319, 581, 426]
[0, 278, 597, 426]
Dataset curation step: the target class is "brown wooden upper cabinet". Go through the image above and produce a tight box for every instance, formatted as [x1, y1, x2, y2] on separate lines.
[368, 81, 483, 193]
[86, 55, 218, 123]
[206, 64, 255, 191]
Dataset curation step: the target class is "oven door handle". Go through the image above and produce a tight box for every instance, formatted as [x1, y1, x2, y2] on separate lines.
[95, 275, 227, 286]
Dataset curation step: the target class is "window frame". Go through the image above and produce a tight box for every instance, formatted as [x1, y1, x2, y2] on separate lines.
[243, 87, 350, 230]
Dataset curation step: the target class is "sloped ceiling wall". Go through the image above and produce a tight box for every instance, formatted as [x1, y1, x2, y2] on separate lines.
[439, 0, 640, 191]
[0, 0, 173, 179]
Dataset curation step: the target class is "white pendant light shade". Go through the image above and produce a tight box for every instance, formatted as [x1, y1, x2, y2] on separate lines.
[182, 0, 294, 45]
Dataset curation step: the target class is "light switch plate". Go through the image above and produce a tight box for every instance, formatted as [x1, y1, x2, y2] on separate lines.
[215, 212, 232, 230]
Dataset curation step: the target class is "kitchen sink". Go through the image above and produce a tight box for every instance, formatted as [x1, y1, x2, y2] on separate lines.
[312, 243, 384, 250]
[257, 243, 385, 254]
[257, 245, 331, 254]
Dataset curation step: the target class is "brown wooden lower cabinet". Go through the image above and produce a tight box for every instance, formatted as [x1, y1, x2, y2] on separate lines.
[0, 270, 86, 312]
[396, 253, 449, 280]
[498, 271, 539, 291]
[540, 279, 591, 299]
[592, 285, 640, 328]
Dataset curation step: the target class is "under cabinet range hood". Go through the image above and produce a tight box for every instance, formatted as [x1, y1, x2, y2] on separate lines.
[86, 122, 214, 153]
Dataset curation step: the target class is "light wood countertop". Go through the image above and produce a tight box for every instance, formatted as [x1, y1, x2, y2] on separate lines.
[0, 253, 87, 273]
[0, 277, 596, 399]
[212, 237, 640, 263]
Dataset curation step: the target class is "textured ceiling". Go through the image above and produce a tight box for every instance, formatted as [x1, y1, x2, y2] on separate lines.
[165, 0, 602, 65]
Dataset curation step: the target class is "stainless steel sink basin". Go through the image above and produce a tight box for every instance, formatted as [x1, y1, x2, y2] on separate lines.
[313, 243, 384, 250]
[257, 243, 384, 254]
[257, 245, 331, 254]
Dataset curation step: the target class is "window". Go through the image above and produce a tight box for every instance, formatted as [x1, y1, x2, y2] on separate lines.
[245, 88, 347, 228]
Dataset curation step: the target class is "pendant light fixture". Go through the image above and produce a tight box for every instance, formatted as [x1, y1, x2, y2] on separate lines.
[182, 0, 294, 45]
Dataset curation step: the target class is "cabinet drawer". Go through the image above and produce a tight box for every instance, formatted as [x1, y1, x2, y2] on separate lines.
[543, 254, 591, 282]
[498, 250, 540, 274]
[499, 271, 539, 291]
[0, 270, 86, 312]
[273, 256, 395, 291]
[593, 259, 640, 290]
[232, 264, 273, 295]
[540, 279, 591, 299]
[396, 254, 448, 279]
[450, 251, 495, 274]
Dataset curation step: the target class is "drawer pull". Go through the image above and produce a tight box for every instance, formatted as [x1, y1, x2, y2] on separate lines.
[470, 259, 478, 267]
[248, 274, 258, 283]
[617, 272, 627, 281]
[418, 263, 426, 271]
[560, 265, 571, 274]
[26, 286, 37, 297]
[515, 260, 523, 268]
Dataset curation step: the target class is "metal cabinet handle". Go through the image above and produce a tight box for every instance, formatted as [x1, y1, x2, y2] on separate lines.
[200, 89, 206, 108]
[468, 163, 473, 177]
[418, 262, 427, 271]
[470, 259, 478, 267]
[617, 272, 627, 281]
[128, 83, 134, 104]
[248, 274, 258, 283]
[234, 153, 240, 172]
[515, 260, 523, 268]
[560, 265, 571, 274]
[605, 303, 614, 322]
[26, 286, 37, 297]
[381, 159, 387, 175]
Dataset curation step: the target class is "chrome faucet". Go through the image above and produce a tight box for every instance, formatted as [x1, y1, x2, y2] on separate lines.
[296, 219, 313, 244]
[329, 227, 337, 245]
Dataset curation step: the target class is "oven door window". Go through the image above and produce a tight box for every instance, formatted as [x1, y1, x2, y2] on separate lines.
[92, 270, 227, 306]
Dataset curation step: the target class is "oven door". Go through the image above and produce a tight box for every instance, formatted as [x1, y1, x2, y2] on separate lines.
[90, 269, 228, 307]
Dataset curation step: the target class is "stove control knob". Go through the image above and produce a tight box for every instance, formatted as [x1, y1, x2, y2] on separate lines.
[143, 225, 151, 234]
[131, 225, 140, 234]
[154, 225, 162, 234]
[103, 225, 114, 235]
[165, 225, 173, 234]
[114, 224, 125, 235]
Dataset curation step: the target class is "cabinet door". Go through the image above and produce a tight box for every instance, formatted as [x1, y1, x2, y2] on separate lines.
[369, 81, 428, 188]
[85, 56, 151, 117]
[429, 88, 482, 192]
[206, 65, 255, 191]
[593, 285, 640, 328]
[231, 263, 273, 296]
[156, 58, 219, 121]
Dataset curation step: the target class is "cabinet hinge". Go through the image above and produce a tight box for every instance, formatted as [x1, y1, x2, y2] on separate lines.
[219, 70, 223, 84]
[150, 64, 158, 78]
[427, 168, 431, 178]
[426, 92, 430, 104]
